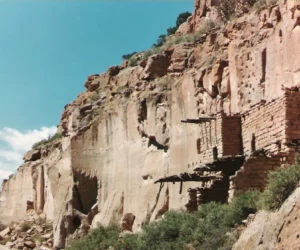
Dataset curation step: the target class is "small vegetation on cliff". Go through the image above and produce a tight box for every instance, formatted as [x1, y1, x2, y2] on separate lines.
[0, 238, 10, 245]
[252, 0, 278, 11]
[122, 52, 137, 61]
[32, 132, 62, 149]
[21, 222, 33, 232]
[215, 0, 278, 20]
[152, 11, 192, 48]
[164, 19, 218, 46]
[260, 162, 300, 210]
[127, 19, 217, 67]
[122, 11, 192, 62]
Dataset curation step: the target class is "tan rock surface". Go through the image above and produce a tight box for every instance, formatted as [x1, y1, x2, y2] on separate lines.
[0, 0, 300, 248]
[233, 187, 300, 250]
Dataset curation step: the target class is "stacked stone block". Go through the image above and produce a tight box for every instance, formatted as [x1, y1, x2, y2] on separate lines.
[285, 91, 300, 145]
[241, 96, 286, 156]
[197, 114, 223, 164]
[230, 91, 300, 198]
[222, 115, 242, 156]
[197, 113, 242, 164]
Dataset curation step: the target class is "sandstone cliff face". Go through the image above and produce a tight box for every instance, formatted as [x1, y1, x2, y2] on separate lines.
[1, 0, 300, 248]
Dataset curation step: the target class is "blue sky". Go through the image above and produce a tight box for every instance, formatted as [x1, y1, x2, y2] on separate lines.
[0, 1, 194, 179]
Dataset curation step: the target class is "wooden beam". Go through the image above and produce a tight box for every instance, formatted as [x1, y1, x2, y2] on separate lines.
[181, 117, 216, 124]
[194, 155, 245, 173]
[154, 173, 216, 184]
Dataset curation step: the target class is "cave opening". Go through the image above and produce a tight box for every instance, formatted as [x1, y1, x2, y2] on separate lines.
[138, 99, 148, 123]
[73, 216, 81, 231]
[200, 176, 230, 204]
[73, 171, 98, 215]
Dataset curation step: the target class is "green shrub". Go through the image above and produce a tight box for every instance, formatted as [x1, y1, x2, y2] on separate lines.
[68, 191, 260, 250]
[114, 234, 141, 250]
[88, 92, 100, 104]
[32, 139, 48, 149]
[260, 163, 300, 210]
[192, 191, 260, 249]
[129, 57, 138, 67]
[199, 19, 217, 33]
[167, 27, 177, 36]
[161, 19, 218, 49]
[225, 190, 260, 226]
[167, 11, 192, 36]
[138, 211, 198, 250]
[152, 34, 167, 48]
[21, 222, 32, 232]
[126, 11, 192, 62]
[176, 12, 192, 28]
[32, 132, 62, 149]
[122, 52, 137, 61]
[67, 225, 121, 250]
[35, 236, 46, 243]
[0, 239, 10, 245]
[140, 47, 163, 62]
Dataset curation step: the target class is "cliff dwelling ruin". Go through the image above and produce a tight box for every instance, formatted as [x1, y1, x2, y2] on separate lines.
[155, 90, 300, 210]
[1, 0, 300, 247]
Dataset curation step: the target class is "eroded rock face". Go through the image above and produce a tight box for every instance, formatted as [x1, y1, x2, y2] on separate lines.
[141, 54, 170, 80]
[1, 0, 300, 248]
[233, 187, 300, 250]
[23, 149, 41, 162]
[121, 213, 136, 232]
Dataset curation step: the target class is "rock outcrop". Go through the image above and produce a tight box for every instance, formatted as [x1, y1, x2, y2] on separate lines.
[233, 187, 300, 250]
[1, 0, 300, 248]
[0, 217, 54, 250]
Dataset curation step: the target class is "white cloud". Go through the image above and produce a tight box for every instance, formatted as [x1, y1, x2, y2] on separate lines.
[0, 127, 57, 153]
[0, 150, 24, 164]
[0, 168, 13, 180]
[0, 126, 57, 180]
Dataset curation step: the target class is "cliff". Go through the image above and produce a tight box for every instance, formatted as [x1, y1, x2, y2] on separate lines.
[1, 0, 300, 248]
[233, 186, 300, 250]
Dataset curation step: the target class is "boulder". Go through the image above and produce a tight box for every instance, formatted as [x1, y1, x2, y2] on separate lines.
[0, 228, 10, 238]
[24, 241, 35, 248]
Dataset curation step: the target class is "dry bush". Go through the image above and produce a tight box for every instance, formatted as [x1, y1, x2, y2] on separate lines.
[215, 0, 258, 21]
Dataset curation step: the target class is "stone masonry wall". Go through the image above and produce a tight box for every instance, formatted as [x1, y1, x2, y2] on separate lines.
[188, 113, 242, 166]
[242, 91, 300, 156]
[197, 114, 223, 164]
[241, 96, 286, 156]
[229, 154, 283, 197]
[230, 91, 300, 197]
[285, 91, 300, 145]
[222, 115, 242, 156]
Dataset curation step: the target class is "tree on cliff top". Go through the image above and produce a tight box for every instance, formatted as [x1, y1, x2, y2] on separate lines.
[153, 11, 192, 47]
[122, 11, 192, 59]
[175, 11, 192, 28]
[167, 11, 192, 35]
